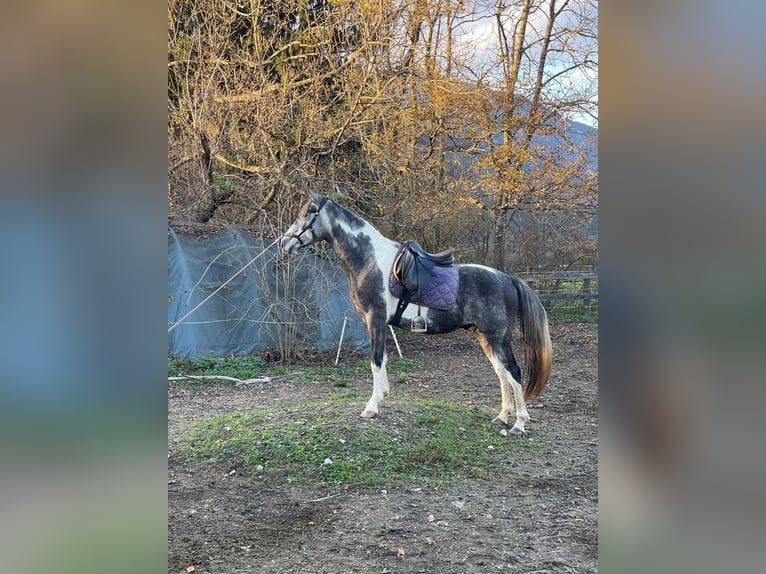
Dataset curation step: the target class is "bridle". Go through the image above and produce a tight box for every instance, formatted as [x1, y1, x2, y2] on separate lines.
[287, 197, 328, 249]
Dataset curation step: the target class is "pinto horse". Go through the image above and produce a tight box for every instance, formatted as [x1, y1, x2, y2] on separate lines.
[280, 191, 552, 435]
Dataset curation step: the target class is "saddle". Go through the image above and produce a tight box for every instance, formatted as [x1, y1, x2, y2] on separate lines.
[390, 240, 455, 332]
[393, 241, 455, 292]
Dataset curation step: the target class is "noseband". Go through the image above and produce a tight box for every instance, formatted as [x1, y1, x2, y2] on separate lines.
[288, 197, 328, 248]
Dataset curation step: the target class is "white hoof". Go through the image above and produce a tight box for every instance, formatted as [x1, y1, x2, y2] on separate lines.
[360, 409, 378, 419]
[492, 414, 510, 426]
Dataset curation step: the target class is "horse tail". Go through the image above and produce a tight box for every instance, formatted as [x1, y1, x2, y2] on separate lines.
[514, 278, 552, 401]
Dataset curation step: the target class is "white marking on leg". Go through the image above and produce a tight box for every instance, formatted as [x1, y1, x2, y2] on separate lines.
[492, 367, 513, 425]
[362, 353, 388, 417]
[509, 374, 530, 434]
[471, 328, 513, 425]
[382, 356, 390, 396]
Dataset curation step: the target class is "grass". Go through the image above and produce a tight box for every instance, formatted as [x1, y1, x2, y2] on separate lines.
[296, 358, 423, 386]
[539, 278, 599, 324]
[176, 392, 539, 488]
[169, 355, 423, 387]
[169, 339, 559, 489]
[546, 305, 598, 325]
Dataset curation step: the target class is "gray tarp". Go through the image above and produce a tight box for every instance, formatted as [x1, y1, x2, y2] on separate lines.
[168, 227, 370, 358]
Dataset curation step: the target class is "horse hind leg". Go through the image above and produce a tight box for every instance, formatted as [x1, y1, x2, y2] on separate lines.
[499, 344, 531, 435]
[497, 343, 530, 435]
[470, 328, 515, 427]
[507, 373, 531, 435]
[494, 370, 531, 435]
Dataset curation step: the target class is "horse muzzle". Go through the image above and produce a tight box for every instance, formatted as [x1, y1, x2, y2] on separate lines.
[279, 235, 297, 254]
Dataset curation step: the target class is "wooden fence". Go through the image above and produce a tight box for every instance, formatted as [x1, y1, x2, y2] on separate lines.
[517, 271, 598, 317]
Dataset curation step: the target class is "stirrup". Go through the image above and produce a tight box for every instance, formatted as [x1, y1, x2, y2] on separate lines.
[411, 315, 427, 333]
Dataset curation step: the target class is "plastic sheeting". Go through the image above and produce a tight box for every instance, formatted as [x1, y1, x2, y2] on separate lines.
[168, 227, 370, 358]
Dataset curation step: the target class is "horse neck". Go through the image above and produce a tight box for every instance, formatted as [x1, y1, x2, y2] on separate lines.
[325, 203, 395, 273]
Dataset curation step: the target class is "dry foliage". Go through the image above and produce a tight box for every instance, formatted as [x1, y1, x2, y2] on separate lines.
[168, 0, 597, 271]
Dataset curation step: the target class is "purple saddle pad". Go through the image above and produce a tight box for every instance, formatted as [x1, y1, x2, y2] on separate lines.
[389, 264, 459, 310]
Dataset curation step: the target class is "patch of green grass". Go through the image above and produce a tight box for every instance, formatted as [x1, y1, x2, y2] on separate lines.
[297, 358, 423, 388]
[177, 393, 526, 488]
[168, 355, 266, 382]
[546, 306, 598, 325]
[168, 356, 423, 388]
[301, 359, 422, 381]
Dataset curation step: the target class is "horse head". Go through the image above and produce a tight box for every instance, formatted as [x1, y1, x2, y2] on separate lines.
[280, 190, 329, 254]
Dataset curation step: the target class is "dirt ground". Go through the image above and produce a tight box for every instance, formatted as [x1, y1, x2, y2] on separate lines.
[168, 323, 598, 573]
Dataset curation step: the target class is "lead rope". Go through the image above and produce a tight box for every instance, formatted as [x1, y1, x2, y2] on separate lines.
[168, 238, 279, 334]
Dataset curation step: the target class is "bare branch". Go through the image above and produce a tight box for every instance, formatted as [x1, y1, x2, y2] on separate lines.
[168, 372, 302, 386]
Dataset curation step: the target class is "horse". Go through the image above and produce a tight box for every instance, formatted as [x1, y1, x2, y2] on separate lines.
[279, 191, 552, 435]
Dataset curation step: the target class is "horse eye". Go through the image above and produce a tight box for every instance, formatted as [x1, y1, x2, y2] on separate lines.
[308, 206, 318, 214]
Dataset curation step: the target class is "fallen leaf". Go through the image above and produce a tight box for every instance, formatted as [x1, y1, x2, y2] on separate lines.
[425, 537, 435, 545]
[186, 567, 196, 573]
[427, 514, 435, 523]
[397, 547, 406, 557]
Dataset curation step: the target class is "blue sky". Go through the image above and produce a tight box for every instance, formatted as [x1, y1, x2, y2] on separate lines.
[450, 0, 598, 127]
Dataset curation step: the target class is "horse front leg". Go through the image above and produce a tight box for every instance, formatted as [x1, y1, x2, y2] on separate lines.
[361, 319, 388, 418]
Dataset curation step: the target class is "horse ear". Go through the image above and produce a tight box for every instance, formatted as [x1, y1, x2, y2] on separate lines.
[308, 189, 322, 203]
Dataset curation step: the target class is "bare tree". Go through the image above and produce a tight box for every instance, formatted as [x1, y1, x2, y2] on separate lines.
[168, 0, 597, 273]
[168, 0, 413, 223]
[469, 0, 598, 270]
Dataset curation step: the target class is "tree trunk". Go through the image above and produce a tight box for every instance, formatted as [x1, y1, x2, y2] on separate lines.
[497, 0, 532, 137]
[190, 131, 228, 223]
[492, 208, 507, 270]
[526, 0, 561, 147]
